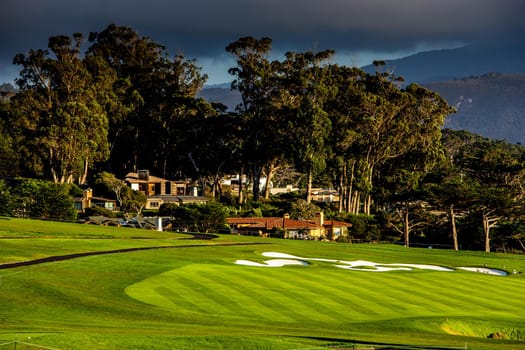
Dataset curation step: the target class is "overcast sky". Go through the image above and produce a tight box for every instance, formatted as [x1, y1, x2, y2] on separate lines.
[1, 0, 524, 84]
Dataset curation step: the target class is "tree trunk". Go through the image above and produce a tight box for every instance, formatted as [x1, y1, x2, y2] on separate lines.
[346, 160, 356, 213]
[482, 212, 501, 253]
[79, 156, 89, 185]
[350, 191, 360, 215]
[252, 164, 262, 202]
[133, 129, 139, 173]
[364, 163, 374, 215]
[363, 194, 372, 215]
[449, 205, 459, 251]
[483, 214, 491, 253]
[263, 162, 278, 199]
[338, 164, 345, 213]
[403, 203, 410, 248]
[212, 161, 225, 199]
[237, 166, 244, 207]
[518, 240, 525, 252]
[187, 152, 205, 197]
[306, 168, 313, 203]
[51, 168, 58, 184]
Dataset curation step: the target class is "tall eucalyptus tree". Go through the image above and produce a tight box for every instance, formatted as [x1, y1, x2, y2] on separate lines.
[226, 37, 279, 202]
[276, 50, 335, 203]
[11, 33, 109, 184]
[87, 24, 207, 178]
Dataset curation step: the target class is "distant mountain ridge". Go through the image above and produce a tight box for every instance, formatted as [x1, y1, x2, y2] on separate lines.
[198, 43, 525, 145]
[0, 83, 16, 92]
[197, 84, 241, 110]
[423, 73, 525, 144]
[362, 43, 525, 83]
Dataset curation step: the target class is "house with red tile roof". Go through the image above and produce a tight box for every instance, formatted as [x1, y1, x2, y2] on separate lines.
[226, 212, 351, 240]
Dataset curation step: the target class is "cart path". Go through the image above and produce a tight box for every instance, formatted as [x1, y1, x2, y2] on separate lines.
[0, 241, 268, 270]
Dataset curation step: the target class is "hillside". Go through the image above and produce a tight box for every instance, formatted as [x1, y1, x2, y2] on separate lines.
[424, 74, 525, 144]
[197, 83, 241, 110]
[0, 83, 16, 92]
[198, 72, 525, 145]
[362, 43, 525, 83]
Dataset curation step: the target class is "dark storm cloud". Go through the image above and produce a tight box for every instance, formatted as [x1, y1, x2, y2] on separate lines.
[1, 0, 524, 83]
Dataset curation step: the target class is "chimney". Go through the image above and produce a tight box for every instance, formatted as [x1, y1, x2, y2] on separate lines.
[82, 188, 93, 213]
[315, 211, 324, 226]
[83, 188, 93, 200]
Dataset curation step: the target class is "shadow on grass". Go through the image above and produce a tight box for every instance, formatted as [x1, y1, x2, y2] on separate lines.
[0, 240, 268, 270]
[299, 336, 466, 350]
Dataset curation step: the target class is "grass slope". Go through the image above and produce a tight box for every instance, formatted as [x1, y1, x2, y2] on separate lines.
[1, 217, 525, 349]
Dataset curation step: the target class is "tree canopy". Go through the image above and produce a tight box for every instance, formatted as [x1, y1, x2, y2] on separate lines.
[1, 28, 524, 253]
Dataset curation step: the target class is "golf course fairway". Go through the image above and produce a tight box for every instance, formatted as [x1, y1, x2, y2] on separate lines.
[1, 217, 524, 349]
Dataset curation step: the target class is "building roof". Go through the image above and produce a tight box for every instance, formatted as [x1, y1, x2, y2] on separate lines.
[73, 196, 117, 203]
[125, 172, 169, 183]
[91, 196, 117, 203]
[148, 195, 207, 201]
[227, 216, 352, 230]
[227, 217, 322, 230]
[310, 219, 352, 227]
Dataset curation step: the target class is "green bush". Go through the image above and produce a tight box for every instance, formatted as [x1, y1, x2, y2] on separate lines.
[84, 206, 117, 218]
[10, 177, 77, 221]
[328, 213, 381, 242]
[0, 179, 12, 215]
[159, 203, 179, 217]
[169, 202, 229, 233]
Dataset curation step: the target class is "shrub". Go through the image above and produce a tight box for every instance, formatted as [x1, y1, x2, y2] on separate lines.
[0, 179, 12, 215]
[170, 202, 229, 233]
[159, 203, 179, 217]
[84, 206, 117, 218]
[330, 213, 381, 242]
[289, 199, 321, 220]
[10, 178, 77, 221]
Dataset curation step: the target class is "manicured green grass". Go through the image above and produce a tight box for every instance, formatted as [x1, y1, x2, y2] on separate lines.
[1, 217, 525, 349]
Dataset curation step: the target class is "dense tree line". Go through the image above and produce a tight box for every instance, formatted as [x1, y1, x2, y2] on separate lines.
[0, 26, 523, 252]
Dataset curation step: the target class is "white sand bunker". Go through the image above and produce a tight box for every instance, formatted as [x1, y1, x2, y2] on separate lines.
[334, 261, 454, 272]
[235, 259, 309, 267]
[261, 252, 453, 272]
[235, 252, 508, 276]
[457, 267, 508, 276]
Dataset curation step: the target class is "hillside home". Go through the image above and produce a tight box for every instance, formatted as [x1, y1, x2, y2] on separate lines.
[227, 212, 351, 240]
[311, 189, 340, 203]
[125, 170, 188, 196]
[74, 188, 118, 213]
[125, 170, 208, 209]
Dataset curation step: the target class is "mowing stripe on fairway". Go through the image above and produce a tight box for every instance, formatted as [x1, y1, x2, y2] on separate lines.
[231, 267, 354, 321]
